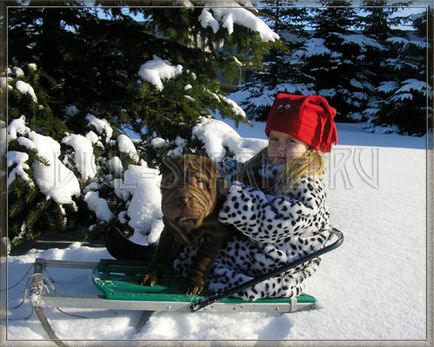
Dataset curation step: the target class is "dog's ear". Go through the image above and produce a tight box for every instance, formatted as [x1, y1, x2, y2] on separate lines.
[159, 156, 178, 175]
[189, 155, 216, 179]
[159, 159, 170, 175]
[203, 157, 218, 177]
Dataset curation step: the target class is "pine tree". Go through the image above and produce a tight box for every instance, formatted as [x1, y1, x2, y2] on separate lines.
[260, 0, 309, 34]
[6, 1, 279, 247]
[8, 1, 276, 140]
[304, 1, 376, 121]
[227, 1, 313, 121]
[413, 8, 433, 132]
[7, 63, 69, 139]
[359, 1, 409, 124]
[361, 1, 402, 41]
[7, 137, 76, 247]
[360, 1, 399, 87]
[374, 35, 429, 134]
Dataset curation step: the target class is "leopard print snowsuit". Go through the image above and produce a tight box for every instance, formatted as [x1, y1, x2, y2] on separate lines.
[173, 156, 332, 300]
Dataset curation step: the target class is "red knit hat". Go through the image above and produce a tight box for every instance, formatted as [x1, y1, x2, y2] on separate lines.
[265, 93, 338, 152]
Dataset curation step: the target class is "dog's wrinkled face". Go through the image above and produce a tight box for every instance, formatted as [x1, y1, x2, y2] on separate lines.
[160, 154, 218, 230]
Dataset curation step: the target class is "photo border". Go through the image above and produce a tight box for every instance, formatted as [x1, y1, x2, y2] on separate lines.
[0, 0, 432, 346]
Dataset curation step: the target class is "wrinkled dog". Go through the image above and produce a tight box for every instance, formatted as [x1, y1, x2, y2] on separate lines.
[141, 154, 232, 295]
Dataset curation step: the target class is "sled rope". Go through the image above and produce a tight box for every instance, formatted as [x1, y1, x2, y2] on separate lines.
[190, 227, 344, 312]
[1, 264, 33, 292]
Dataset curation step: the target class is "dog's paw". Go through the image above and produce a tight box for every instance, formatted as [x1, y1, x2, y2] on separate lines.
[186, 285, 203, 296]
[141, 272, 159, 286]
[186, 273, 205, 295]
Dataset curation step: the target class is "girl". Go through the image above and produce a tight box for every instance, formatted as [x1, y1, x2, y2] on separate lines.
[173, 93, 338, 300]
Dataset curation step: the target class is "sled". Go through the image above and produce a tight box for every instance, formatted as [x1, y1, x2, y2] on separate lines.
[28, 227, 343, 347]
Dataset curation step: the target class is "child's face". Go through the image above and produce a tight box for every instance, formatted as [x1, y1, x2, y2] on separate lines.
[267, 130, 308, 164]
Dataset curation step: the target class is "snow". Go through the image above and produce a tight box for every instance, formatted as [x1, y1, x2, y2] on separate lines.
[199, 7, 220, 33]
[15, 80, 38, 103]
[387, 36, 427, 49]
[7, 116, 30, 141]
[349, 78, 363, 89]
[335, 122, 425, 149]
[378, 81, 399, 94]
[233, 56, 243, 66]
[62, 134, 97, 180]
[333, 32, 385, 51]
[390, 92, 413, 101]
[396, 79, 429, 95]
[199, 1, 279, 42]
[13, 66, 24, 77]
[64, 104, 80, 117]
[84, 191, 115, 222]
[293, 38, 331, 58]
[27, 131, 81, 204]
[138, 55, 183, 91]
[7, 151, 32, 187]
[5, 120, 428, 341]
[85, 113, 113, 143]
[150, 137, 167, 149]
[17, 136, 36, 150]
[192, 116, 266, 161]
[7, 116, 80, 204]
[107, 156, 123, 177]
[222, 95, 246, 118]
[227, 82, 316, 114]
[83, 181, 100, 194]
[117, 134, 140, 163]
[120, 164, 163, 240]
[319, 88, 337, 98]
[85, 130, 101, 145]
[168, 136, 187, 156]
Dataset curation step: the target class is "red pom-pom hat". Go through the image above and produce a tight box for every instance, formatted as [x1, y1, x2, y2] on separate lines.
[265, 93, 338, 153]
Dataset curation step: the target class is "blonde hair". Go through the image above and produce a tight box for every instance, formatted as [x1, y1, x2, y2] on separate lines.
[241, 147, 325, 194]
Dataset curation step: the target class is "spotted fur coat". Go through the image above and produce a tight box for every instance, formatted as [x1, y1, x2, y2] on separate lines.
[173, 157, 332, 300]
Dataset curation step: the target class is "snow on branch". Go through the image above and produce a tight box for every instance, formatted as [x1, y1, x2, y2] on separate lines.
[7, 151, 33, 187]
[292, 38, 332, 58]
[7, 116, 30, 142]
[62, 134, 97, 181]
[192, 116, 265, 161]
[386, 37, 427, 49]
[15, 81, 38, 103]
[28, 131, 81, 204]
[333, 33, 385, 51]
[377, 81, 399, 94]
[198, 0, 279, 42]
[84, 191, 115, 223]
[396, 79, 429, 96]
[222, 95, 246, 118]
[85, 113, 113, 143]
[138, 55, 183, 91]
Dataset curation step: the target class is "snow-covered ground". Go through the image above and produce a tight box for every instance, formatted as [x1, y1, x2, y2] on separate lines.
[4, 122, 428, 343]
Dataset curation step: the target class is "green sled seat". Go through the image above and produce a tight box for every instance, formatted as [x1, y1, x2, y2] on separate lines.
[93, 228, 343, 314]
[92, 259, 317, 313]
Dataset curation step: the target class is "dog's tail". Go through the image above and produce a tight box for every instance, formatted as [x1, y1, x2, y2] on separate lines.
[105, 226, 154, 262]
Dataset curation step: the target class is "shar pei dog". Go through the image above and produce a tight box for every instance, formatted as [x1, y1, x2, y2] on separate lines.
[105, 154, 235, 295]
